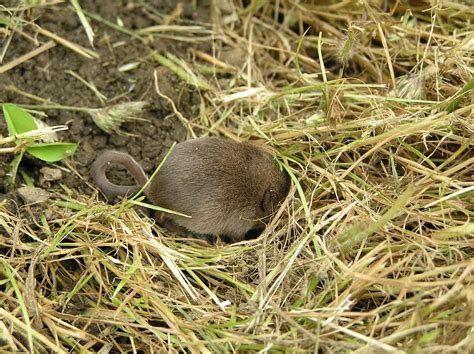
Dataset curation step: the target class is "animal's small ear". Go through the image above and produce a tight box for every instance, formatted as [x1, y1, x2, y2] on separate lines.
[260, 188, 273, 213]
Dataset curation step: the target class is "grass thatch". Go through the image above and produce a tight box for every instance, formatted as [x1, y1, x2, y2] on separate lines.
[1, 1, 473, 352]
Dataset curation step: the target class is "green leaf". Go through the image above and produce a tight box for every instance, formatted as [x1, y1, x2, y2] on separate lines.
[19, 170, 34, 187]
[418, 328, 440, 344]
[445, 77, 474, 112]
[7, 151, 24, 187]
[26, 143, 77, 162]
[2, 103, 38, 137]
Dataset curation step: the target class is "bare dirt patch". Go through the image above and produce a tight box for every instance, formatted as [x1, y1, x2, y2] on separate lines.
[0, 0, 217, 195]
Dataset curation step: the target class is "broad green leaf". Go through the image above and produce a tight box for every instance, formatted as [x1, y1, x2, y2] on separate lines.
[2, 103, 38, 137]
[26, 143, 77, 162]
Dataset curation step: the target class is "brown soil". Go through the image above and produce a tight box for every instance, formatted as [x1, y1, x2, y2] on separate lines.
[0, 0, 214, 197]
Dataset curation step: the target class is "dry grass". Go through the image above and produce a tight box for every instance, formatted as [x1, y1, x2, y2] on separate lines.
[1, 0, 473, 353]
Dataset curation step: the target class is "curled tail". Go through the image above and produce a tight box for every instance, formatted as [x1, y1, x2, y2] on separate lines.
[91, 150, 148, 200]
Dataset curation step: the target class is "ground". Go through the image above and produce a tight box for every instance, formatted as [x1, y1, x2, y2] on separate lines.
[0, 1, 472, 352]
[0, 0, 212, 195]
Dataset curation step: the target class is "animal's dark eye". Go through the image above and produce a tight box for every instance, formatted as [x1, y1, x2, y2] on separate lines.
[260, 188, 273, 213]
[245, 227, 264, 240]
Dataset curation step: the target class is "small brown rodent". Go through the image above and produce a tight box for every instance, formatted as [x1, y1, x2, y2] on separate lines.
[91, 137, 290, 243]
